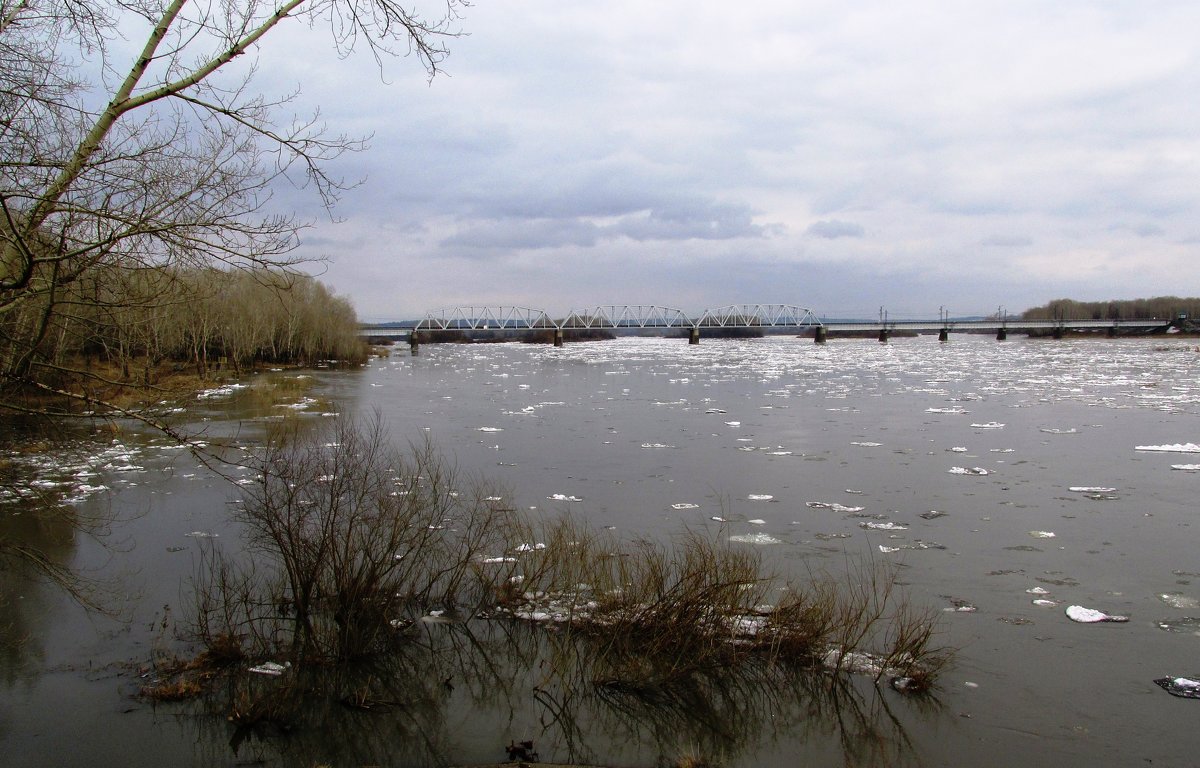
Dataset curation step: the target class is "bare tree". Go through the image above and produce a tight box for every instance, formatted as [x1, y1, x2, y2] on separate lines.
[1, 0, 465, 411]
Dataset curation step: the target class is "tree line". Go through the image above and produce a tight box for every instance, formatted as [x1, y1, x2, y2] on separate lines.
[1021, 296, 1200, 322]
[0, 259, 366, 415]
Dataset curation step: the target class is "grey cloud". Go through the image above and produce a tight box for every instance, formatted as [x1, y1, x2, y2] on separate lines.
[981, 234, 1033, 247]
[806, 220, 865, 239]
[441, 218, 600, 251]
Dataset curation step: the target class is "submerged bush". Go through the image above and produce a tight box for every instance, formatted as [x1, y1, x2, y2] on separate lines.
[192, 415, 513, 663]
[487, 517, 951, 691]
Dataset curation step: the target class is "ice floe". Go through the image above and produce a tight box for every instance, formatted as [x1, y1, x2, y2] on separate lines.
[860, 521, 907, 531]
[1154, 676, 1200, 698]
[747, 519, 766, 525]
[671, 502, 700, 510]
[1065, 605, 1129, 623]
[926, 407, 967, 414]
[1028, 530, 1056, 538]
[728, 533, 781, 545]
[1159, 593, 1199, 610]
[547, 493, 582, 502]
[248, 661, 289, 676]
[1171, 464, 1200, 471]
[1135, 443, 1200, 453]
[477, 426, 503, 432]
[850, 441, 882, 447]
[747, 494, 774, 501]
[948, 466, 989, 475]
[1040, 428, 1077, 434]
[805, 501, 865, 513]
[1069, 486, 1117, 493]
[970, 422, 1005, 429]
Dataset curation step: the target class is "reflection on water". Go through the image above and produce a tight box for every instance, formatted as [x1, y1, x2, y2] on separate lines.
[171, 618, 931, 768]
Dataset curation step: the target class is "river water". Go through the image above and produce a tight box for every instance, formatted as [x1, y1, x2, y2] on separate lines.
[2, 334, 1199, 766]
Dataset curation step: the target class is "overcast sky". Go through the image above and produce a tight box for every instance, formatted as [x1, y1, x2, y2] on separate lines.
[255, 0, 1200, 321]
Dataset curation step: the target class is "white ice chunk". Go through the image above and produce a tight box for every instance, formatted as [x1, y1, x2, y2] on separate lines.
[1135, 443, 1200, 453]
[1066, 605, 1129, 623]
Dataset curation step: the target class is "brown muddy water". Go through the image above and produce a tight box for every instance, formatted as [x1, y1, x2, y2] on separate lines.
[2, 334, 1199, 767]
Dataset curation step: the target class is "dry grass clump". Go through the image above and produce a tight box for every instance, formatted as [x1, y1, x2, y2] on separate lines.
[487, 517, 950, 692]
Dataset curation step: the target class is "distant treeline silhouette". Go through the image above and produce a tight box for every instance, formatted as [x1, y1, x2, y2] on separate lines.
[1021, 296, 1199, 322]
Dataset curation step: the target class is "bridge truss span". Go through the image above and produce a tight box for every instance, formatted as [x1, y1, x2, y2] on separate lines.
[696, 303, 821, 329]
[416, 305, 555, 331]
[560, 305, 692, 330]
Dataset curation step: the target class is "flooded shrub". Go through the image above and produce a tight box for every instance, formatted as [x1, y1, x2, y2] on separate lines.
[488, 517, 951, 691]
[192, 415, 514, 663]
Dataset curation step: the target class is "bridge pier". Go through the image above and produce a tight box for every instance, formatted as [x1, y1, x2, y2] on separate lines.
[814, 326, 827, 344]
[938, 328, 949, 342]
[996, 328, 1007, 341]
[878, 329, 889, 343]
[409, 332, 420, 355]
[553, 328, 564, 347]
[1107, 325, 1118, 338]
[1053, 326, 1064, 340]
[689, 327, 700, 345]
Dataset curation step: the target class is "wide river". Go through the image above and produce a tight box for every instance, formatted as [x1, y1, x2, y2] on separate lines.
[2, 333, 1199, 767]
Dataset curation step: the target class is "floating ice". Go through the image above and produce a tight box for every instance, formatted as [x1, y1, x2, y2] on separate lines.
[729, 533, 782, 544]
[705, 408, 727, 414]
[919, 510, 946, 520]
[1069, 486, 1117, 493]
[710, 516, 727, 522]
[805, 501, 865, 513]
[1159, 593, 1200, 610]
[1065, 605, 1129, 623]
[1171, 464, 1200, 471]
[747, 519, 766, 525]
[1029, 530, 1056, 538]
[197, 383, 246, 399]
[971, 422, 1005, 429]
[477, 426, 503, 432]
[747, 494, 774, 501]
[926, 407, 967, 414]
[1136, 443, 1200, 453]
[248, 661, 289, 676]
[671, 502, 700, 510]
[879, 545, 901, 553]
[949, 447, 968, 453]
[949, 466, 989, 475]
[641, 443, 676, 449]
[514, 543, 547, 552]
[860, 521, 907, 531]
[1040, 428, 1078, 434]
[1157, 617, 1200, 634]
[185, 531, 219, 538]
[725, 421, 741, 427]
[850, 441, 882, 447]
[547, 493, 582, 502]
[1154, 677, 1200, 699]
[1032, 599, 1058, 607]
[1026, 587, 1050, 595]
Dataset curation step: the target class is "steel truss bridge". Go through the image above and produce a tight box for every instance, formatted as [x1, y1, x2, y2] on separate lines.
[360, 304, 1178, 346]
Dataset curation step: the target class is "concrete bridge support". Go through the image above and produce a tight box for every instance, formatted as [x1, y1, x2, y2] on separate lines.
[689, 327, 700, 345]
[814, 326, 828, 344]
[996, 328, 1007, 341]
[1053, 326, 1064, 340]
[1108, 326, 1118, 338]
[878, 329, 889, 343]
[409, 332, 420, 355]
[553, 328, 564, 347]
[938, 328, 949, 342]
